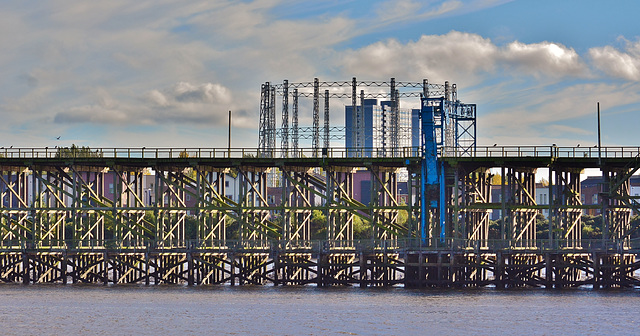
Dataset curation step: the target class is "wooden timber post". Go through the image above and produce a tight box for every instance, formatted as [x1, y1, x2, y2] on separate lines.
[495, 252, 504, 289]
[229, 253, 235, 286]
[273, 252, 279, 286]
[545, 253, 552, 288]
[22, 252, 30, 285]
[187, 251, 194, 286]
[62, 252, 67, 285]
[103, 251, 109, 285]
[145, 252, 150, 286]
[592, 252, 600, 289]
[359, 252, 367, 288]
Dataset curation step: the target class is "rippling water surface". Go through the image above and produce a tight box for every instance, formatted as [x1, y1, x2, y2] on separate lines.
[0, 285, 638, 335]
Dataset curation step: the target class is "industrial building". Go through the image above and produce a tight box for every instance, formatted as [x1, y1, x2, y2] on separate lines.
[344, 99, 421, 156]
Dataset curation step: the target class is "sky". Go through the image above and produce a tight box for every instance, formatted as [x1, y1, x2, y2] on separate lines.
[1, 0, 640, 149]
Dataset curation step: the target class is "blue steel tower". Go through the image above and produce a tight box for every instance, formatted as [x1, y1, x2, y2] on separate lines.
[420, 82, 476, 242]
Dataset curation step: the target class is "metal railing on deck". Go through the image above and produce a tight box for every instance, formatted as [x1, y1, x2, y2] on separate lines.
[0, 147, 422, 160]
[449, 146, 640, 159]
[2, 146, 640, 160]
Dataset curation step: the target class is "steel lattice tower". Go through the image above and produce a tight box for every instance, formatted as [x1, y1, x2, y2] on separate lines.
[292, 88, 299, 155]
[257, 78, 474, 158]
[390, 78, 398, 152]
[312, 78, 320, 156]
[258, 82, 270, 155]
[281, 80, 289, 157]
[324, 89, 330, 149]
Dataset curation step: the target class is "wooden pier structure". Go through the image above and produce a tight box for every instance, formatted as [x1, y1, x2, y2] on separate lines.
[0, 146, 639, 288]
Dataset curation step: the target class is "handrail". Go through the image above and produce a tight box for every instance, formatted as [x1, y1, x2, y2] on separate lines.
[1, 146, 640, 160]
[0, 147, 423, 160]
[448, 146, 640, 159]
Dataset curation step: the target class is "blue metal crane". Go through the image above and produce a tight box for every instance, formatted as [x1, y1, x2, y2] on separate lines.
[420, 93, 476, 242]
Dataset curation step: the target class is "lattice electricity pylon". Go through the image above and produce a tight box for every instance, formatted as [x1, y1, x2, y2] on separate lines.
[390, 78, 398, 153]
[358, 89, 365, 150]
[258, 82, 275, 157]
[351, 77, 358, 150]
[258, 83, 269, 154]
[292, 89, 299, 155]
[312, 78, 320, 157]
[281, 80, 289, 157]
[324, 89, 330, 149]
[270, 86, 277, 152]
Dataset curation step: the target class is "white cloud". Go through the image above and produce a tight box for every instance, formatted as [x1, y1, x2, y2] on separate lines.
[341, 31, 499, 85]
[501, 41, 587, 77]
[341, 32, 588, 85]
[54, 82, 240, 126]
[589, 39, 640, 81]
[168, 82, 232, 105]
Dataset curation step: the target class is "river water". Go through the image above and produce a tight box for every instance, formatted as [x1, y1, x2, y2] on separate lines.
[0, 285, 638, 335]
